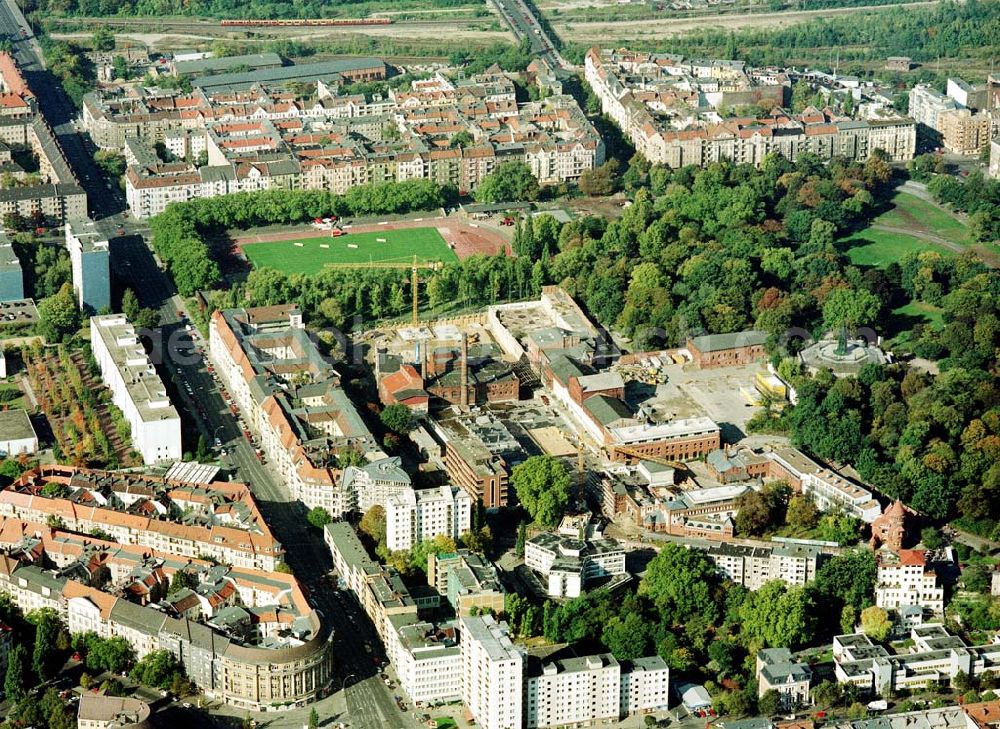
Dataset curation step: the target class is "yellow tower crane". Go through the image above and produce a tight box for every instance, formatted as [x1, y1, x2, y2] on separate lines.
[325, 255, 444, 324]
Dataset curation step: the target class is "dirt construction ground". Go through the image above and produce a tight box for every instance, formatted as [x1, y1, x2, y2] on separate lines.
[233, 217, 511, 261]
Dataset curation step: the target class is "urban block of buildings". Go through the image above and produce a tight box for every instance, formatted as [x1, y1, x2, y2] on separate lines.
[90, 313, 182, 465]
[386, 484, 472, 552]
[0, 53, 86, 223]
[909, 77, 1000, 155]
[0, 467, 334, 712]
[82, 63, 603, 218]
[427, 549, 505, 616]
[833, 625, 1000, 696]
[209, 304, 384, 514]
[585, 48, 915, 168]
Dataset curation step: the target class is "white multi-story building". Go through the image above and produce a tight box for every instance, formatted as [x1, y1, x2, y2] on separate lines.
[526, 654, 620, 728]
[386, 615, 463, 704]
[524, 533, 626, 598]
[344, 457, 413, 514]
[386, 485, 472, 552]
[619, 657, 671, 718]
[769, 448, 881, 523]
[89, 314, 181, 465]
[706, 542, 824, 590]
[908, 84, 957, 129]
[875, 549, 946, 615]
[460, 614, 525, 729]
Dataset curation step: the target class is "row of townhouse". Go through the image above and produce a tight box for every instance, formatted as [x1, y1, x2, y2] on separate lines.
[585, 48, 915, 167]
[0, 516, 333, 712]
[2, 465, 284, 571]
[833, 625, 1000, 696]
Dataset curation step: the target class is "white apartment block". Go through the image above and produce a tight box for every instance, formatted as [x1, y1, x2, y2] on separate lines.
[909, 85, 957, 129]
[90, 314, 181, 465]
[460, 614, 525, 729]
[344, 457, 413, 514]
[619, 657, 671, 718]
[386, 485, 472, 552]
[526, 654, 621, 728]
[769, 448, 881, 523]
[875, 549, 945, 615]
[706, 542, 823, 590]
[386, 615, 463, 704]
[524, 533, 626, 598]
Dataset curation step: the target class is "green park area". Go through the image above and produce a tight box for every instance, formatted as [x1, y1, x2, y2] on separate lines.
[242, 227, 458, 276]
[838, 191, 969, 269]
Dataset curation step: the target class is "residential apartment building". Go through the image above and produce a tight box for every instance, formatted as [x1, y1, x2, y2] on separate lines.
[706, 542, 823, 590]
[460, 614, 525, 729]
[767, 448, 881, 522]
[64, 218, 110, 315]
[77, 695, 152, 729]
[0, 53, 87, 225]
[344, 457, 412, 514]
[756, 648, 812, 709]
[524, 532, 626, 598]
[526, 653, 621, 728]
[586, 48, 915, 168]
[875, 548, 946, 615]
[909, 80, 996, 155]
[209, 305, 383, 514]
[90, 314, 181, 465]
[385, 485, 472, 552]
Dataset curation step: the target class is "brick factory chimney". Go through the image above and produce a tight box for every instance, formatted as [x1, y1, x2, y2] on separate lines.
[460, 333, 469, 408]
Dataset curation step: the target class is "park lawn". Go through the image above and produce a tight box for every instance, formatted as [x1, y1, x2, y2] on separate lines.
[892, 300, 944, 329]
[0, 382, 25, 411]
[875, 192, 970, 244]
[838, 229, 949, 268]
[243, 227, 457, 276]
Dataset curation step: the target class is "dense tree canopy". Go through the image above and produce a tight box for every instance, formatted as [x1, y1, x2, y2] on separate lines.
[474, 161, 540, 204]
[510, 455, 572, 528]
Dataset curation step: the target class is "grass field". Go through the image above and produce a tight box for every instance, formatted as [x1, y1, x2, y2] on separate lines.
[876, 192, 970, 243]
[242, 227, 458, 276]
[838, 229, 949, 268]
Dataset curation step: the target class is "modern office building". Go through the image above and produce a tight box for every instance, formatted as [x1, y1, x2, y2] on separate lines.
[89, 314, 182, 464]
[65, 218, 110, 315]
[524, 532, 627, 598]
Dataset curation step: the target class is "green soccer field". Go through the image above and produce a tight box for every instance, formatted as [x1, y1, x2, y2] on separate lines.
[242, 227, 458, 276]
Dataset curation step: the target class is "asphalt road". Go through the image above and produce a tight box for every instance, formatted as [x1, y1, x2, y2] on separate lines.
[489, 0, 568, 69]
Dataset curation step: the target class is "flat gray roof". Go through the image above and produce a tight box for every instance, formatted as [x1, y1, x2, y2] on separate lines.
[0, 409, 35, 442]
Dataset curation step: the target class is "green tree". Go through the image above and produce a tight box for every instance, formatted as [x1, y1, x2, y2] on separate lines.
[307, 507, 332, 530]
[578, 159, 620, 197]
[37, 283, 81, 341]
[379, 403, 413, 434]
[812, 549, 877, 613]
[817, 513, 862, 546]
[640, 544, 719, 625]
[82, 634, 135, 674]
[759, 689, 781, 716]
[30, 609, 63, 682]
[840, 605, 857, 634]
[739, 581, 815, 649]
[822, 288, 882, 334]
[130, 650, 184, 689]
[813, 680, 843, 708]
[786, 495, 819, 530]
[359, 506, 386, 550]
[169, 569, 197, 595]
[474, 161, 539, 203]
[601, 612, 652, 660]
[860, 605, 891, 642]
[308, 707, 319, 729]
[92, 27, 115, 51]
[515, 521, 527, 557]
[4, 642, 28, 704]
[510, 455, 571, 528]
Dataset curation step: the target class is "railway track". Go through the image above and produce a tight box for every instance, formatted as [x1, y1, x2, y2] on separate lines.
[53, 16, 485, 32]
